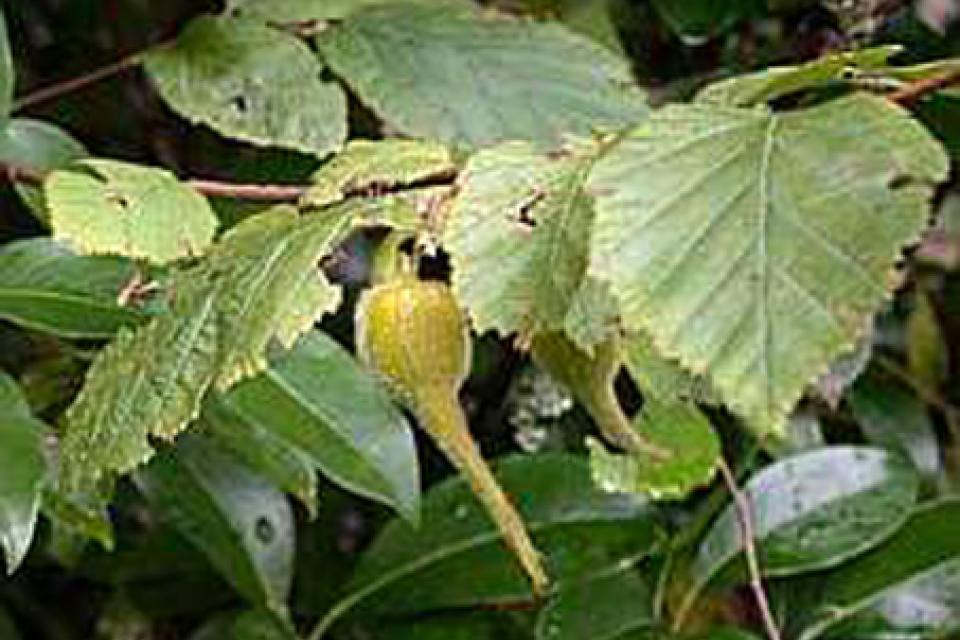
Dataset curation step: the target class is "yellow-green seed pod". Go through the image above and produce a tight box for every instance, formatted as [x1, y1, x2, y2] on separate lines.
[356, 275, 470, 402]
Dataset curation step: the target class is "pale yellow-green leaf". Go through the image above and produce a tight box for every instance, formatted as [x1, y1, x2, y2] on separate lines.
[624, 331, 716, 404]
[305, 139, 456, 207]
[145, 16, 346, 157]
[46, 159, 217, 265]
[59, 207, 351, 493]
[445, 140, 605, 345]
[588, 94, 948, 436]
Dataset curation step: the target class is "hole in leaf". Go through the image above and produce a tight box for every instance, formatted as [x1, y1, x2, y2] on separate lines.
[254, 516, 275, 543]
[231, 94, 248, 113]
[888, 174, 916, 190]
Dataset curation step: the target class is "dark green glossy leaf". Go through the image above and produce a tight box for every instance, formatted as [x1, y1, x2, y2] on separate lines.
[317, 5, 647, 148]
[685, 447, 919, 614]
[205, 330, 419, 522]
[849, 375, 943, 488]
[0, 118, 86, 219]
[0, 373, 48, 574]
[535, 564, 654, 640]
[316, 455, 662, 632]
[191, 610, 297, 640]
[145, 16, 346, 157]
[350, 611, 531, 640]
[0, 238, 143, 339]
[227, 0, 475, 22]
[792, 500, 960, 640]
[650, 0, 757, 43]
[135, 435, 295, 614]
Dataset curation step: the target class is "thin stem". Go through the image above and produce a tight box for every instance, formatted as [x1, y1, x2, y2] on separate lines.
[718, 458, 782, 640]
[184, 178, 308, 201]
[13, 51, 145, 112]
[887, 67, 960, 106]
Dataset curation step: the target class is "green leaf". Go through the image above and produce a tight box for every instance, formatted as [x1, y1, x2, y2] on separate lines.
[0, 605, 21, 640]
[191, 610, 297, 640]
[906, 290, 948, 390]
[445, 140, 605, 344]
[227, 0, 476, 22]
[316, 454, 662, 631]
[205, 330, 420, 522]
[0, 373, 49, 574]
[697, 46, 901, 107]
[0, 118, 86, 219]
[317, 5, 647, 148]
[684, 446, 919, 617]
[0, 238, 143, 338]
[587, 399, 720, 500]
[535, 564, 654, 640]
[46, 159, 218, 265]
[650, 0, 757, 43]
[792, 500, 960, 640]
[588, 94, 948, 436]
[58, 207, 350, 495]
[849, 374, 944, 489]
[135, 435, 294, 613]
[824, 557, 960, 640]
[349, 611, 530, 640]
[0, 6, 12, 121]
[623, 331, 715, 404]
[145, 16, 346, 158]
[305, 139, 456, 207]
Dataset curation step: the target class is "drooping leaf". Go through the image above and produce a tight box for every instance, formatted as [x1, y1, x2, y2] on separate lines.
[849, 374, 944, 488]
[316, 455, 662, 631]
[46, 159, 218, 264]
[683, 447, 919, 617]
[0, 238, 143, 338]
[58, 207, 350, 495]
[145, 16, 347, 157]
[446, 140, 606, 344]
[205, 330, 420, 522]
[0, 6, 12, 122]
[304, 139, 456, 207]
[317, 5, 647, 148]
[697, 46, 901, 107]
[0, 373, 48, 574]
[0, 118, 86, 219]
[791, 500, 960, 640]
[535, 564, 654, 640]
[588, 399, 720, 500]
[227, 0, 476, 22]
[588, 93, 948, 436]
[135, 435, 294, 613]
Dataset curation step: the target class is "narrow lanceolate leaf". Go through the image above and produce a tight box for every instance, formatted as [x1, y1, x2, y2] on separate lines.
[683, 447, 919, 618]
[588, 399, 720, 500]
[0, 374, 49, 574]
[317, 5, 647, 148]
[318, 455, 661, 629]
[792, 500, 960, 640]
[588, 94, 948, 436]
[445, 141, 607, 345]
[145, 16, 346, 157]
[305, 139, 456, 207]
[227, 0, 476, 22]
[59, 207, 350, 494]
[135, 436, 294, 613]
[0, 119, 87, 219]
[205, 330, 420, 522]
[46, 159, 218, 265]
[696, 46, 900, 107]
[0, 238, 143, 338]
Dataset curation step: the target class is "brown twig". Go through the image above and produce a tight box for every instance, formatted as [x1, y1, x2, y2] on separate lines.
[718, 458, 782, 640]
[887, 68, 960, 106]
[185, 179, 309, 201]
[12, 51, 145, 112]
